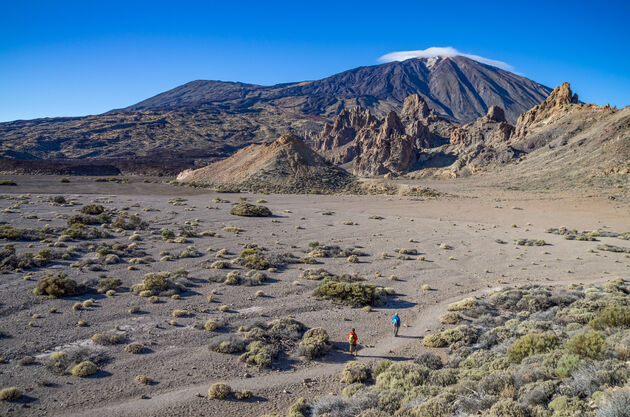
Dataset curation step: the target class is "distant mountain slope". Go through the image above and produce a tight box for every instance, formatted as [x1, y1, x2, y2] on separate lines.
[0, 56, 551, 173]
[125, 56, 552, 124]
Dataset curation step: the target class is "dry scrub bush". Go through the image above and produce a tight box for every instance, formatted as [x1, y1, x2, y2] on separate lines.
[71, 361, 98, 377]
[91, 332, 124, 345]
[0, 387, 21, 401]
[314, 279, 387, 307]
[208, 382, 231, 399]
[135, 375, 152, 385]
[230, 203, 272, 217]
[297, 327, 330, 359]
[342, 362, 370, 383]
[124, 343, 147, 354]
[32, 273, 85, 298]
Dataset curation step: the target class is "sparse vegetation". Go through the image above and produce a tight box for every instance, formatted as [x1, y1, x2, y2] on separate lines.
[230, 202, 272, 217]
[208, 382, 232, 399]
[32, 273, 85, 298]
[71, 361, 98, 377]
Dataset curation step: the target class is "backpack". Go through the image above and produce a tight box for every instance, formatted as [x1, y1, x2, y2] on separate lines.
[348, 332, 356, 343]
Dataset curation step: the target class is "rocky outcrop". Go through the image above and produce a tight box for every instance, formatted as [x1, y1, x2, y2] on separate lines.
[442, 106, 516, 174]
[450, 106, 514, 148]
[177, 134, 355, 193]
[513, 82, 579, 140]
[401, 94, 455, 146]
[312, 94, 457, 176]
[315, 107, 379, 152]
[353, 111, 417, 176]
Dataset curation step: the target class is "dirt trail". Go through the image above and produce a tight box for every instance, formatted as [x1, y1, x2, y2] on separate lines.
[62, 276, 607, 417]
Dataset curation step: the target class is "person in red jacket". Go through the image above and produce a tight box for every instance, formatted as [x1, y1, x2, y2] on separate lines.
[348, 328, 358, 357]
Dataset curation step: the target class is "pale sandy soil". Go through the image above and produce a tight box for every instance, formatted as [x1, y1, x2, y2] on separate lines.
[0, 175, 628, 416]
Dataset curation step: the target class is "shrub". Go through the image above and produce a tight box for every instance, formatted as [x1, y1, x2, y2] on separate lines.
[209, 335, 245, 354]
[565, 330, 606, 359]
[0, 387, 21, 401]
[161, 229, 175, 240]
[91, 332, 124, 345]
[124, 343, 147, 354]
[447, 297, 478, 311]
[297, 327, 330, 359]
[235, 389, 253, 400]
[507, 333, 559, 363]
[81, 204, 105, 215]
[71, 361, 98, 377]
[342, 362, 370, 383]
[32, 273, 85, 298]
[208, 382, 231, 399]
[415, 352, 443, 370]
[97, 278, 122, 293]
[131, 272, 180, 296]
[239, 341, 275, 368]
[204, 319, 223, 332]
[373, 359, 393, 378]
[347, 255, 359, 263]
[555, 353, 583, 378]
[485, 399, 526, 417]
[230, 203, 272, 217]
[548, 395, 586, 417]
[0, 180, 17, 186]
[590, 305, 630, 329]
[375, 362, 428, 391]
[439, 312, 462, 324]
[300, 268, 336, 280]
[135, 375, 152, 385]
[287, 397, 308, 417]
[597, 387, 630, 417]
[314, 279, 387, 307]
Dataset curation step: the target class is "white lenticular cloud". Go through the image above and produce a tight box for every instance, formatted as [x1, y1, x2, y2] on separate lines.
[378, 46, 514, 71]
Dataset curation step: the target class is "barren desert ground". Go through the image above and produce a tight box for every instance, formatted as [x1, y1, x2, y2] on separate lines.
[0, 175, 628, 417]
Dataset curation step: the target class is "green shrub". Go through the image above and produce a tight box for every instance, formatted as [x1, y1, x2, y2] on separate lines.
[97, 278, 122, 293]
[375, 362, 428, 391]
[80, 204, 105, 215]
[208, 382, 231, 399]
[439, 312, 462, 324]
[91, 332, 124, 345]
[161, 228, 175, 240]
[239, 341, 275, 368]
[131, 272, 180, 296]
[230, 203, 272, 217]
[297, 327, 330, 359]
[590, 305, 630, 329]
[287, 397, 308, 417]
[314, 279, 387, 307]
[124, 343, 147, 354]
[555, 353, 583, 378]
[548, 395, 586, 417]
[32, 273, 85, 298]
[507, 333, 559, 363]
[447, 297, 478, 311]
[565, 330, 606, 359]
[373, 359, 393, 378]
[71, 361, 98, 377]
[342, 362, 370, 383]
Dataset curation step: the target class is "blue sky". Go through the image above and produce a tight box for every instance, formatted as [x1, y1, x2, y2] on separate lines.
[1, 0, 628, 122]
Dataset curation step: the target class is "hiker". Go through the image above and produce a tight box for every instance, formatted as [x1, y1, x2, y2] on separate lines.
[392, 312, 401, 337]
[348, 328, 358, 356]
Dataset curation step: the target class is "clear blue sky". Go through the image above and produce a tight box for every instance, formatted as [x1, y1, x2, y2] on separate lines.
[1, 0, 629, 122]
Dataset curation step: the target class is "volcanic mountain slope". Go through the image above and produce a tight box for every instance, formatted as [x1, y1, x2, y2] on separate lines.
[0, 56, 551, 173]
[128, 56, 551, 124]
[176, 134, 356, 193]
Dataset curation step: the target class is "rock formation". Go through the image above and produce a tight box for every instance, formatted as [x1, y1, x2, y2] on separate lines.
[176, 134, 355, 193]
[353, 111, 417, 176]
[512, 82, 580, 141]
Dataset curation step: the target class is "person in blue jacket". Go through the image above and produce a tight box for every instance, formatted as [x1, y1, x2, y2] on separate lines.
[392, 313, 401, 337]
